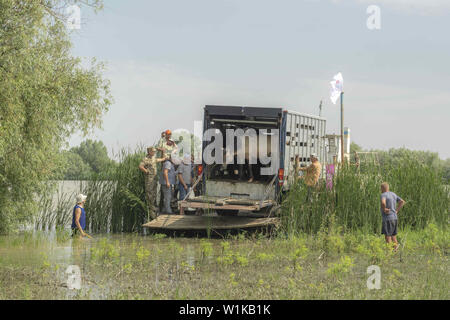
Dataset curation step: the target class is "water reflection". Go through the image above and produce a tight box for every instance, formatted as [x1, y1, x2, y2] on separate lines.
[0, 230, 228, 299]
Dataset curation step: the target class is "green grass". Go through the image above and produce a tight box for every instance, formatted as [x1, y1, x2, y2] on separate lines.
[33, 147, 150, 233]
[18, 150, 449, 300]
[34, 148, 449, 237]
[281, 157, 449, 235]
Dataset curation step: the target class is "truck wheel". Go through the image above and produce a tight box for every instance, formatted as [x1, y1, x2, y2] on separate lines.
[216, 209, 239, 216]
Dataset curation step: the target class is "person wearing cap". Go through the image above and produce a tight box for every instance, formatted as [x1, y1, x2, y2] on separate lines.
[299, 153, 322, 201]
[177, 154, 193, 201]
[139, 147, 167, 219]
[157, 129, 178, 159]
[71, 194, 88, 237]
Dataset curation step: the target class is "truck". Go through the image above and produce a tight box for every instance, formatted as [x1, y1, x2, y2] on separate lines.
[178, 105, 327, 217]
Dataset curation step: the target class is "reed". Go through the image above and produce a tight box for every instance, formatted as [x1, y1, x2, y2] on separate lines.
[36, 148, 448, 236]
[34, 187, 73, 231]
[280, 156, 449, 236]
[83, 146, 148, 233]
[34, 147, 149, 233]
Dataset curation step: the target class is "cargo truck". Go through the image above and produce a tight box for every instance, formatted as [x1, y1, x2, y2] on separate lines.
[178, 105, 327, 217]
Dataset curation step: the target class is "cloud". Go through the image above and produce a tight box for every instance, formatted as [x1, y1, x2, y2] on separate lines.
[69, 60, 288, 156]
[301, 76, 450, 158]
[70, 60, 450, 160]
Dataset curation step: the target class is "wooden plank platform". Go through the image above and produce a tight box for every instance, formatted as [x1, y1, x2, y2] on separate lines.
[178, 197, 276, 214]
[142, 214, 280, 231]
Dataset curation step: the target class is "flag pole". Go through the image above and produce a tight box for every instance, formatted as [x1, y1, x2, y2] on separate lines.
[340, 92, 344, 164]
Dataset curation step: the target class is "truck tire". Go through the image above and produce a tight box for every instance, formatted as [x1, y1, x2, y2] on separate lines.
[216, 209, 239, 216]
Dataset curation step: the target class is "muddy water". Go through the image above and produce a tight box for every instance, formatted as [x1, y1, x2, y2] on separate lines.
[0, 232, 211, 266]
[0, 232, 219, 299]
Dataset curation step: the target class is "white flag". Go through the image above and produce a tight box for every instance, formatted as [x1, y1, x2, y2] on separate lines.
[330, 72, 344, 104]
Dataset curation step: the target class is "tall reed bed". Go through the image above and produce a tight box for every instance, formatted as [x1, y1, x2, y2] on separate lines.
[34, 184, 75, 231]
[34, 147, 151, 233]
[83, 147, 149, 233]
[281, 157, 449, 236]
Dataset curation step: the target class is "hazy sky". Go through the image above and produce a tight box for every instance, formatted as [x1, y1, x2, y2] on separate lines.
[69, 0, 450, 159]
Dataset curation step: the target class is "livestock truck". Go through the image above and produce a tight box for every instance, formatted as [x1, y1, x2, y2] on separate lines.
[178, 105, 327, 217]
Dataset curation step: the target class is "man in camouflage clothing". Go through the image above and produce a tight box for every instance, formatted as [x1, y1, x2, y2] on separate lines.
[157, 129, 178, 159]
[138, 147, 166, 219]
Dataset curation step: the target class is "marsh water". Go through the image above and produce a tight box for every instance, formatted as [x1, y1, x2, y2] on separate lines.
[1, 228, 448, 300]
[0, 231, 219, 299]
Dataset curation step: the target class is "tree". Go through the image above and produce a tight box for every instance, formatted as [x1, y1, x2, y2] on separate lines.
[0, 0, 112, 233]
[61, 150, 93, 180]
[442, 158, 450, 184]
[350, 142, 363, 154]
[70, 139, 113, 174]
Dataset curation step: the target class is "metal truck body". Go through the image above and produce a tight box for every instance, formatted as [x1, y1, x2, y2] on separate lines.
[179, 105, 326, 215]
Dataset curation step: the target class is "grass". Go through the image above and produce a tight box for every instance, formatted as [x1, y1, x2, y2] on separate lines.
[33, 148, 449, 237]
[281, 157, 449, 235]
[33, 147, 150, 234]
[0, 227, 448, 300]
[34, 187, 75, 231]
[19, 148, 448, 299]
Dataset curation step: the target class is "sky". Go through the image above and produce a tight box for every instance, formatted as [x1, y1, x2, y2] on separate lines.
[68, 0, 450, 159]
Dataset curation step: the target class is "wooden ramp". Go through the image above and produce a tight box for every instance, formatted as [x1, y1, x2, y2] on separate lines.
[143, 214, 280, 231]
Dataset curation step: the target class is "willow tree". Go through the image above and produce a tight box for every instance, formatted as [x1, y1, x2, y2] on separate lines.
[0, 0, 112, 233]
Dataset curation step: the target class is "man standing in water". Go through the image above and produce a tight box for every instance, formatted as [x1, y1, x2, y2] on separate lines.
[380, 182, 406, 250]
[72, 194, 90, 238]
[139, 147, 167, 219]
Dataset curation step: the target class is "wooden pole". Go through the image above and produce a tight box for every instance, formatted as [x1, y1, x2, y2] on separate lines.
[340, 92, 344, 164]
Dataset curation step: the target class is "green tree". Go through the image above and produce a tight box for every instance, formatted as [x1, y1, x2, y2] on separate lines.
[70, 139, 113, 174]
[442, 158, 450, 184]
[350, 142, 363, 154]
[61, 150, 93, 180]
[0, 0, 112, 233]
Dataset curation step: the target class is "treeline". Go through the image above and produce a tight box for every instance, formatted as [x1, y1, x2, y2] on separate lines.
[350, 142, 450, 184]
[59, 140, 450, 183]
[0, 1, 111, 234]
[57, 131, 203, 180]
[56, 139, 117, 180]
